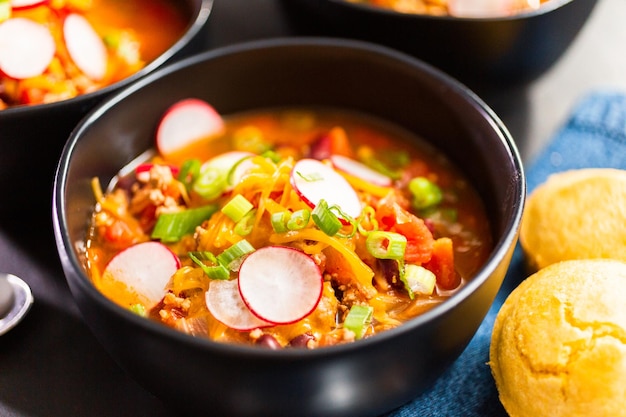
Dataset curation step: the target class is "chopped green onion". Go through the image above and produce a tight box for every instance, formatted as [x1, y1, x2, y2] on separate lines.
[0, 0, 11, 21]
[343, 305, 373, 339]
[234, 209, 256, 236]
[271, 212, 290, 233]
[129, 303, 147, 317]
[365, 231, 407, 260]
[287, 209, 311, 231]
[151, 205, 218, 242]
[193, 166, 228, 200]
[409, 177, 442, 210]
[216, 240, 255, 271]
[312, 200, 342, 236]
[189, 251, 230, 280]
[178, 159, 201, 191]
[357, 205, 379, 236]
[402, 264, 436, 299]
[358, 147, 408, 180]
[221, 194, 254, 223]
[328, 205, 357, 239]
[262, 150, 281, 163]
[296, 171, 324, 182]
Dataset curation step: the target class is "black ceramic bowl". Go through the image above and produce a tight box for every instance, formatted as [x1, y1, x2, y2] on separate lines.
[53, 38, 525, 417]
[280, 0, 598, 89]
[0, 0, 213, 225]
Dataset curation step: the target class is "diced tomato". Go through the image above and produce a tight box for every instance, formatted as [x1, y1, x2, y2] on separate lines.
[424, 237, 459, 290]
[137, 204, 158, 232]
[375, 197, 435, 264]
[104, 219, 139, 247]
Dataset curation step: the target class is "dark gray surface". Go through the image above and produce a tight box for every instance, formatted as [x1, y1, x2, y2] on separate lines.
[1, 0, 625, 416]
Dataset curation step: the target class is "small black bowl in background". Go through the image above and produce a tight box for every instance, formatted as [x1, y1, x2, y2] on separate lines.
[54, 38, 525, 417]
[0, 0, 213, 230]
[279, 0, 598, 90]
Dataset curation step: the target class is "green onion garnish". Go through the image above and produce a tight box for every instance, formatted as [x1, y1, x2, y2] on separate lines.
[216, 239, 255, 271]
[286, 209, 311, 231]
[365, 231, 407, 260]
[178, 159, 201, 191]
[401, 264, 436, 299]
[189, 251, 230, 280]
[271, 212, 290, 233]
[296, 171, 324, 182]
[0, 0, 11, 21]
[409, 177, 442, 210]
[129, 303, 147, 317]
[234, 209, 256, 236]
[344, 305, 373, 340]
[312, 200, 343, 236]
[151, 205, 218, 242]
[193, 166, 228, 200]
[221, 194, 254, 223]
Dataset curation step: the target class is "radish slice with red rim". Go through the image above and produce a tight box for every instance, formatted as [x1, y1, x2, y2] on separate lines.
[10, 0, 47, 9]
[291, 158, 362, 219]
[238, 246, 323, 325]
[205, 279, 272, 331]
[0, 18, 55, 79]
[63, 13, 107, 80]
[103, 241, 180, 309]
[156, 99, 225, 157]
[447, 0, 515, 17]
[330, 154, 393, 187]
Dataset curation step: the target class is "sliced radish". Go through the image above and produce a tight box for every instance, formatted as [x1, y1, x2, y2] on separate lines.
[63, 13, 107, 80]
[238, 246, 323, 325]
[156, 99, 225, 157]
[0, 18, 55, 79]
[103, 241, 180, 309]
[199, 150, 254, 191]
[330, 154, 393, 187]
[205, 279, 272, 331]
[448, 0, 515, 17]
[291, 158, 363, 219]
[226, 154, 255, 187]
[11, 0, 47, 9]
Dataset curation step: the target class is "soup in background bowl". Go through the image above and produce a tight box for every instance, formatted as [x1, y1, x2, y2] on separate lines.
[53, 38, 525, 417]
[0, 0, 212, 229]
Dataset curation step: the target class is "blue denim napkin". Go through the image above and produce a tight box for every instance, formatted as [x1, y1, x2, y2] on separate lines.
[387, 90, 626, 417]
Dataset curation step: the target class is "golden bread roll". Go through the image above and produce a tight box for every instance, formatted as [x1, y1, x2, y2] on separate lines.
[490, 259, 626, 417]
[520, 168, 626, 271]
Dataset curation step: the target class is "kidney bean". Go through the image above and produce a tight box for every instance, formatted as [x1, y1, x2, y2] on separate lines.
[255, 334, 282, 349]
[288, 333, 315, 348]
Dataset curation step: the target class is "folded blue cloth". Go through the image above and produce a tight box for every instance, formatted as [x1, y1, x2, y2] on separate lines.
[387, 91, 626, 417]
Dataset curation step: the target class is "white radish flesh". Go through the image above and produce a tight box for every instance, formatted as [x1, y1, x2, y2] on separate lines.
[330, 154, 392, 187]
[63, 13, 107, 80]
[447, 0, 516, 17]
[103, 241, 180, 309]
[205, 279, 272, 331]
[156, 99, 225, 157]
[0, 18, 55, 79]
[291, 158, 363, 219]
[238, 246, 323, 325]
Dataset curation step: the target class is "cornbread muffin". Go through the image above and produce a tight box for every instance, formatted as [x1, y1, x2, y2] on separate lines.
[489, 259, 626, 417]
[520, 168, 626, 271]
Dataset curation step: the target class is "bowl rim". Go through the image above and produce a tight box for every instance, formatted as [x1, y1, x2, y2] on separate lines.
[316, 0, 578, 21]
[0, 0, 213, 117]
[53, 36, 526, 360]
